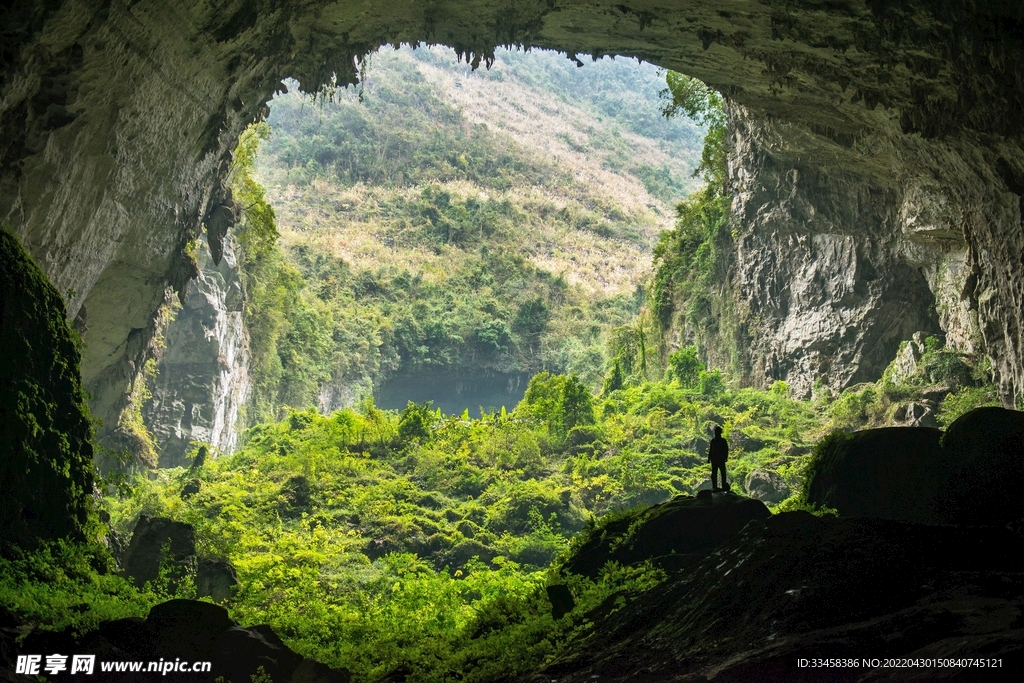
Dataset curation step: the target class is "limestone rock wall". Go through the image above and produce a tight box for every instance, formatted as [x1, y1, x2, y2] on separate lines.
[716, 106, 941, 396]
[2, 0, 1022, 448]
[143, 234, 250, 468]
[715, 103, 1012, 398]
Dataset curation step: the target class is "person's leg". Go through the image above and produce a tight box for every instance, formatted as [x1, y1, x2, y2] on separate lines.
[721, 463, 728, 489]
[711, 463, 722, 490]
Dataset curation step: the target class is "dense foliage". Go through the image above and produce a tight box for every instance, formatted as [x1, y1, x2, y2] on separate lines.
[649, 73, 745, 374]
[234, 47, 703, 421]
[1, 59, 1007, 683]
[98, 359, 823, 680]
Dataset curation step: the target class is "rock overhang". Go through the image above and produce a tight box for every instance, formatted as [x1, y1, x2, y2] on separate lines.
[2, 0, 1022, 443]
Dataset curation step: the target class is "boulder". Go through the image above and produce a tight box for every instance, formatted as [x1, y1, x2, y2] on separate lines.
[561, 493, 772, 579]
[14, 599, 343, 683]
[892, 402, 938, 428]
[181, 479, 201, 499]
[744, 469, 790, 504]
[729, 429, 765, 453]
[121, 516, 196, 588]
[805, 408, 1024, 526]
[292, 658, 352, 683]
[803, 428, 944, 523]
[546, 584, 576, 619]
[216, 625, 304, 683]
[933, 406, 1024, 526]
[146, 599, 234, 659]
[196, 557, 238, 602]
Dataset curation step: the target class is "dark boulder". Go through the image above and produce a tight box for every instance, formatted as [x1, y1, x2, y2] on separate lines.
[744, 469, 790, 504]
[803, 427, 944, 523]
[11, 599, 348, 683]
[934, 406, 1024, 526]
[561, 493, 772, 579]
[146, 599, 234, 659]
[121, 516, 197, 588]
[181, 479, 201, 499]
[546, 584, 576, 619]
[216, 625, 304, 683]
[805, 408, 1024, 526]
[292, 658, 352, 683]
[196, 557, 238, 602]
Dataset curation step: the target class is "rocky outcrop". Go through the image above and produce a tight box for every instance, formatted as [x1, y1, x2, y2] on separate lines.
[142, 234, 250, 467]
[804, 407, 1024, 526]
[14, 600, 350, 683]
[560, 492, 771, 579]
[121, 516, 197, 589]
[744, 468, 790, 504]
[714, 105, 944, 397]
[121, 515, 238, 602]
[528, 512, 1024, 682]
[2, 0, 1023, 449]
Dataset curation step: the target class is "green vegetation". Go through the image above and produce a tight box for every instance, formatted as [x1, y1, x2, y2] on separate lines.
[235, 46, 702, 421]
[650, 73, 744, 374]
[1, 55, 1008, 683]
[94, 354, 822, 680]
[0, 228, 96, 546]
[820, 335, 999, 431]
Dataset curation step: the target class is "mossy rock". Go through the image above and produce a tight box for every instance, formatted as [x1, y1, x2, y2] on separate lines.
[803, 427, 945, 523]
[561, 493, 771, 579]
[0, 229, 95, 545]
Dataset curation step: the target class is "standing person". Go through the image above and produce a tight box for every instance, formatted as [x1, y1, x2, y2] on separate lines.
[708, 425, 729, 492]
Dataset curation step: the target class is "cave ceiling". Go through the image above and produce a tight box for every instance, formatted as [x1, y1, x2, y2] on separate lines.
[1, 0, 1022, 438]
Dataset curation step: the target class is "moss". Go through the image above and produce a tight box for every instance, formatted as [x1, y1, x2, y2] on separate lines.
[0, 228, 96, 546]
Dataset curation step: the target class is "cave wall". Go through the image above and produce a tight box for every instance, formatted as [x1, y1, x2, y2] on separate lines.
[142, 233, 250, 467]
[715, 105, 945, 396]
[0, 229, 94, 545]
[2, 0, 1022, 451]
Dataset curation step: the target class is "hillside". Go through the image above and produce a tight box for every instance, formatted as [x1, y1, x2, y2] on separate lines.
[250, 46, 704, 417]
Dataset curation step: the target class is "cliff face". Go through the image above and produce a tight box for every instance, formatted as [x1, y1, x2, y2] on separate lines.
[698, 107, 941, 396]
[2, 0, 1023, 448]
[143, 234, 250, 468]
[707, 105, 1000, 397]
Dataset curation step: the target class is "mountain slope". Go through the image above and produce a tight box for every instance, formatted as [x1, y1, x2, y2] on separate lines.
[250, 46, 703, 415]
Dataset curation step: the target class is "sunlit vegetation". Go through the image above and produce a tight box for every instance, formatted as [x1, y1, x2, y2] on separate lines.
[237, 47, 704, 422]
[820, 335, 1000, 431]
[97, 354, 823, 679]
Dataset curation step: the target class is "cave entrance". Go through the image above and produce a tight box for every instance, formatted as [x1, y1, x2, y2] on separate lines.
[142, 44, 709, 452]
[3, 1, 1022, 461]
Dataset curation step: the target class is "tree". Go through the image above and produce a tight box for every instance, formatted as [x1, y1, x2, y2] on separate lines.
[667, 346, 704, 388]
[603, 358, 625, 394]
[660, 72, 726, 187]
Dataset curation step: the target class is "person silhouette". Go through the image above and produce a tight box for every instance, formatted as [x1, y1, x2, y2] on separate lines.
[707, 425, 729, 492]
